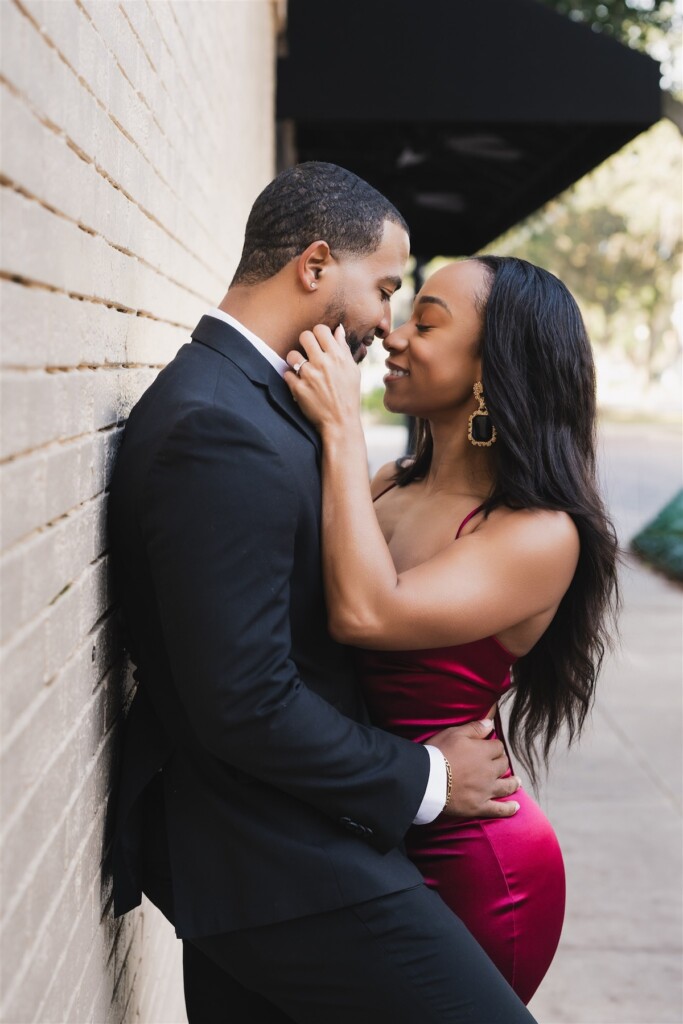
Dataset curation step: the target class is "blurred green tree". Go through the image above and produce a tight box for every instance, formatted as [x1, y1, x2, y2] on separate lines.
[493, 121, 681, 387]
[537, 0, 680, 95]
[537, 0, 673, 39]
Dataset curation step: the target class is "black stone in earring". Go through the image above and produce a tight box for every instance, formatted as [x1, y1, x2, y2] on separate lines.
[468, 382, 497, 447]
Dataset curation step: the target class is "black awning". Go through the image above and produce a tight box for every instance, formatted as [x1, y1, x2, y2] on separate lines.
[277, 0, 662, 256]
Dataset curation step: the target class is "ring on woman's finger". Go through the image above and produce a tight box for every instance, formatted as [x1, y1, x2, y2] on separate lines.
[292, 358, 309, 376]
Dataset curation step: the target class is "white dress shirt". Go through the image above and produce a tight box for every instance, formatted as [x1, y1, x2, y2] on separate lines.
[204, 309, 447, 825]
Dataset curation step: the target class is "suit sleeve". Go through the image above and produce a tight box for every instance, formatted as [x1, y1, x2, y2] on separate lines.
[141, 406, 429, 852]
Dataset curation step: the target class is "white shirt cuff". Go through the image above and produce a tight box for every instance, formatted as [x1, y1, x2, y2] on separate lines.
[413, 744, 447, 825]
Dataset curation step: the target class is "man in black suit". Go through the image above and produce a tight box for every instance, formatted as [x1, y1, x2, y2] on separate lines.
[109, 162, 534, 1022]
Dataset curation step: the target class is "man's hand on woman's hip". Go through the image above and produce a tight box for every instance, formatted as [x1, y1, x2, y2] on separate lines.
[428, 719, 521, 820]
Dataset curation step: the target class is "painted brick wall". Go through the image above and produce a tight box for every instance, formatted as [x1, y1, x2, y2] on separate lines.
[0, 2, 278, 1020]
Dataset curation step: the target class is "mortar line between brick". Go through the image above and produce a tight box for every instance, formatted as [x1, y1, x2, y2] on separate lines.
[62, 904, 135, 1024]
[0, 561, 112, 739]
[13, 0, 180, 213]
[41, 870, 119, 1023]
[0, 497, 108, 606]
[1, 563, 110, 660]
[76, 0, 166, 141]
[0, 487, 108, 561]
[120, 0, 222, 162]
[182, 3, 245, 138]
[0, 561, 112, 647]
[74, 0, 214, 213]
[143, 0, 222, 149]
[117, 2, 156, 74]
[0, 176, 214, 307]
[167, 0, 223, 125]
[0, 622, 116, 856]
[147, 0, 224, 151]
[1, 428, 117, 469]
[8, 0, 231, 266]
[0, 71, 228, 277]
[177, 4, 238, 141]
[0, 677, 52, 764]
[0, 271, 193, 331]
[0, 418, 122, 470]
[0, 489, 107, 563]
[1, 363, 166, 373]
[1, 411, 147, 468]
[81, 913, 127, 1015]
[1, 773, 146, 1024]
[0, 768, 114, 1018]
[3, 699, 146, 1021]
[1, 650, 136, 1014]
[108, 917, 144, 1023]
[0, 688, 113, 887]
[1, 483, 111, 561]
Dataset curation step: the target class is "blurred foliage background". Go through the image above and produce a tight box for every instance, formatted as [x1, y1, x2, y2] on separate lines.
[632, 488, 683, 579]
[483, 118, 681, 414]
[363, 0, 682, 425]
[536, 0, 680, 96]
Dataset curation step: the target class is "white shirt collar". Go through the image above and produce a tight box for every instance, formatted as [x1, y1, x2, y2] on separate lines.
[204, 307, 289, 378]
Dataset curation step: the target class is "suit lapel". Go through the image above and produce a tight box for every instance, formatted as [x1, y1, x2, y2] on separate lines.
[191, 316, 322, 454]
[263, 373, 322, 455]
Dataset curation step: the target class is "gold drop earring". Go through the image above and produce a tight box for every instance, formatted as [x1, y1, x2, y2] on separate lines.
[467, 382, 497, 447]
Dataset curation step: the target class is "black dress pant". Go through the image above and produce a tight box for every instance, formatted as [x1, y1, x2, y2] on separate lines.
[183, 885, 536, 1024]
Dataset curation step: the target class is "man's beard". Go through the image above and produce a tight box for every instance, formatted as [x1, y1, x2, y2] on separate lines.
[323, 301, 372, 364]
[346, 329, 370, 363]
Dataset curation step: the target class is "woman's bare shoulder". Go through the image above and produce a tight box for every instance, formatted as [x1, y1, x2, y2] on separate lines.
[486, 507, 580, 571]
[370, 459, 411, 499]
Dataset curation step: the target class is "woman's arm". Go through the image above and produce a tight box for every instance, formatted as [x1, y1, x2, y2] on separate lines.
[285, 326, 579, 651]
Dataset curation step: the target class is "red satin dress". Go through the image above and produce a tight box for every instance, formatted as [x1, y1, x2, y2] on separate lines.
[356, 501, 565, 1005]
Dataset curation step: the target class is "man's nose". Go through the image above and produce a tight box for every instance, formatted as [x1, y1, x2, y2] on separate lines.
[375, 308, 392, 340]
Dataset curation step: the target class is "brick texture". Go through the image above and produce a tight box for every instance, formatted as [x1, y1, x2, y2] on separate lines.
[0, 2, 278, 1020]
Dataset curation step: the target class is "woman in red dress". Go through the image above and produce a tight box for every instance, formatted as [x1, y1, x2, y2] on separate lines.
[285, 255, 619, 1005]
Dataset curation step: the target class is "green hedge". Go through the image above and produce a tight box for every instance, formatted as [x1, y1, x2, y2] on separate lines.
[631, 490, 683, 582]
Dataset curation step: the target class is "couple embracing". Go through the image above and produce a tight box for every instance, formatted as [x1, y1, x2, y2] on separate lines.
[109, 162, 618, 1022]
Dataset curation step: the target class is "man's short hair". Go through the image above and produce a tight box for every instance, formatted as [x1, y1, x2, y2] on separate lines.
[231, 162, 409, 286]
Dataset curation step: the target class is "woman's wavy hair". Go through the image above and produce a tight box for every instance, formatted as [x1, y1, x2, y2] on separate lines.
[395, 255, 620, 783]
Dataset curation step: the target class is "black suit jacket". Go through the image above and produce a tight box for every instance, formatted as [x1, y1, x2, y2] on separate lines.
[109, 316, 428, 939]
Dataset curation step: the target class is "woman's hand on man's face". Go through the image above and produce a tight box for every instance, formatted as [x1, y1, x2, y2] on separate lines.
[284, 323, 363, 435]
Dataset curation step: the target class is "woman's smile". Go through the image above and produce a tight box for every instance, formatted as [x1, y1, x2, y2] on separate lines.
[383, 359, 410, 383]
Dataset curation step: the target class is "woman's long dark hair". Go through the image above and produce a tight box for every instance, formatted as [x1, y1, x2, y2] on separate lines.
[395, 256, 620, 784]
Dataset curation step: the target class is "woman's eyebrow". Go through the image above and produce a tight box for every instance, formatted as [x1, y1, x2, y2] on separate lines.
[415, 295, 452, 315]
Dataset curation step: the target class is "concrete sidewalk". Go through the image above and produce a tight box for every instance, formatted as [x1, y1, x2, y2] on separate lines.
[528, 420, 683, 1024]
[366, 419, 683, 1024]
[527, 554, 682, 1024]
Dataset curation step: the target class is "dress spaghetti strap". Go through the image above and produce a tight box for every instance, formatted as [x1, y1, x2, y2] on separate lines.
[372, 482, 398, 502]
[455, 504, 485, 539]
[373, 492, 485, 536]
